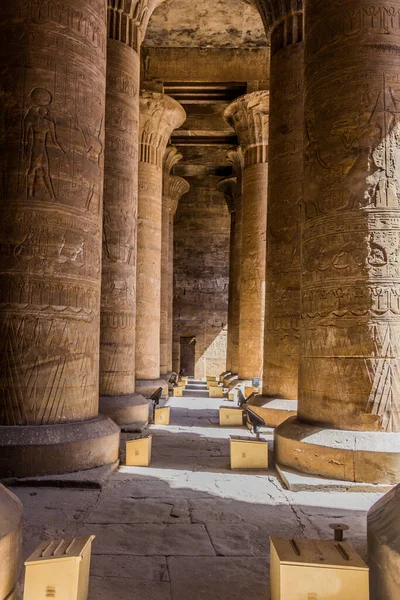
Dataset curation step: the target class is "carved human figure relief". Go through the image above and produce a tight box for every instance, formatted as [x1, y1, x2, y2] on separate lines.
[23, 87, 64, 201]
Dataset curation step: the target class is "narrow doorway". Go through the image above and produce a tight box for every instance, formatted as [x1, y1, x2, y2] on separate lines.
[179, 336, 196, 377]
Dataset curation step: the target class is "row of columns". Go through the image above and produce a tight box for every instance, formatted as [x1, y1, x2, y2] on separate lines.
[220, 0, 400, 484]
[0, 0, 189, 477]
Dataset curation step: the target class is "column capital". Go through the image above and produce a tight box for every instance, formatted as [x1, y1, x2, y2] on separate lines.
[107, 0, 165, 52]
[163, 146, 183, 188]
[139, 92, 186, 167]
[226, 146, 244, 179]
[224, 91, 269, 166]
[247, 1, 303, 55]
[217, 177, 239, 214]
[167, 176, 190, 215]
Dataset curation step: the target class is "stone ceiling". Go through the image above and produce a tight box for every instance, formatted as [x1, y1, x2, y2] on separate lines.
[143, 0, 268, 48]
[142, 0, 269, 180]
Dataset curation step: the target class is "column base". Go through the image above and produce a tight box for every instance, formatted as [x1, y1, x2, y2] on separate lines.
[247, 396, 297, 427]
[135, 378, 168, 397]
[0, 415, 120, 478]
[275, 417, 400, 485]
[0, 485, 23, 600]
[99, 394, 149, 429]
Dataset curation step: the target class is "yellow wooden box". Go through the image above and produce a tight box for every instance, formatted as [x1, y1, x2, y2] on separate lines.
[154, 406, 170, 425]
[209, 386, 224, 398]
[126, 434, 152, 466]
[23, 536, 95, 600]
[270, 537, 369, 600]
[177, 381, 186, 388]
[244, 386, 255, 398]
[206, 376, 217, 382]
[230, 435, 268, 469]
[173, 387, 183, 397]
[219, 406, 244, 427]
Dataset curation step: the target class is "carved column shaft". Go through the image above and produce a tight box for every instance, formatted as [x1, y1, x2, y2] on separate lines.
[0, 0, 119, 476]
[262, 7, 303, 399]
[225, 92, 269, 381]
[217, 176, 242, 375]
[136, 93, 186, 394]
[160, 147, 182, 376]
[100, 38, 140, 397]
[301, 0, 400, 433]
[161, 173, 190, 376]
[274, 0, 400, 485]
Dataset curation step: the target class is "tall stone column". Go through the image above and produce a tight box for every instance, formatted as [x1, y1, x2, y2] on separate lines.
[0, 0, 119, 477]
[217, 176, 242, 376]
[99, 1, 150, 428]
[161, 147, 181, 378]
[275, 0, 400, 484]
[224, 92, 269, 383]
[161, 153, 190, 377]
[136, 92, 186, 396]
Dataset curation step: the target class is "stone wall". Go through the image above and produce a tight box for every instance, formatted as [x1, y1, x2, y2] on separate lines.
[173, 176, 230, 379]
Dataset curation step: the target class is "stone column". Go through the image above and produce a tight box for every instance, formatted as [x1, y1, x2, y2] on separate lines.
[99, 1, 150, 429]
[162, 172, 190, 377]
[160, 147, 182, 378]
[0, 0, 119, 477]
[217, 176, 242, 376]
[136, 92, 186, 396]
[224, 92, 269, 383]
[247, 1, 303, 426]
[275, 0, 400, 484]
[0, 485, 23, 600]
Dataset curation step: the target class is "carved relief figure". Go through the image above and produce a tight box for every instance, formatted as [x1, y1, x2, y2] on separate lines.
[78, 95, 103, 211]
[23, 87, 64, 201]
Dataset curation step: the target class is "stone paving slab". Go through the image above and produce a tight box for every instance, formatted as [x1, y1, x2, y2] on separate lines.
[168, 557, 269, 600]
[80, 523, 216, 556]
[86, 497, 190, 524]
[89, 576, 172, 600]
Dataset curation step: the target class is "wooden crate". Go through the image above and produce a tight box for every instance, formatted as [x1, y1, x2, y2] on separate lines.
[230, 436, 268, 469]
[270, 536, 369, 600]
[126, 435, 152, 467]
[154, 406, 170, 425]
[219, 406, 244, 427]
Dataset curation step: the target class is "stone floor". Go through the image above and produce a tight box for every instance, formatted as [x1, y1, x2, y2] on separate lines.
[12, 395, 384, 599]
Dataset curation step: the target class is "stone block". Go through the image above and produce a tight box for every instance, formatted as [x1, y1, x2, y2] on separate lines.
[173, 387, 183, 397]
[0, 485, 22, 600]
[219, 407, 244, 427]
[154, 407, 171, 426]
[126, 435, 152, 467]
[230, 436, 268, 470]
[208, 380, 220, 388]
[270, 537, 369, 600]
[368, 484, 400, 600]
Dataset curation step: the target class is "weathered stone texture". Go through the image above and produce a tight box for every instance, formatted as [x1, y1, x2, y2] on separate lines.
[0, 485, 22, 600]
[100, 40, 140, 397]
[262, 11, 303, 400]
[173, 177, 230, 379]
[300, 0, 400, 432]
[224, 91, 269, 381]
[0, 0, 107, 424]
[136, 93, 186, 385]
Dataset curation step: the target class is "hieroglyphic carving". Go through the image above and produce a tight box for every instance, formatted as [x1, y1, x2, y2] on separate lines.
[100, 40, 139, 396]
[136, 94, 186, 381]
[261, 15, 303, 399]
[160, 147, 189, 374]
[0, 0, 106, 425]
[224, 94, 268, 379]
[301, 0, 400, 432]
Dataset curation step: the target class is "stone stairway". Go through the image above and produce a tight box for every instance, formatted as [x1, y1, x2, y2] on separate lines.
[182, 379, 210, 398]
